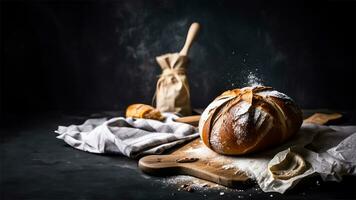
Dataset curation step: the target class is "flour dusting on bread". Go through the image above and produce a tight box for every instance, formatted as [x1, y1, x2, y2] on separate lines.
[199, 86, 302, 155]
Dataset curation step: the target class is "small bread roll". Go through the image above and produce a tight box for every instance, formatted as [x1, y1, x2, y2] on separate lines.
[199, 86, 303, 155]
[126, 104, 165, 121]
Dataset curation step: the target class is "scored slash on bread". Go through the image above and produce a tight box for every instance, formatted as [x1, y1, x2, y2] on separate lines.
[199, 86, 303, 155]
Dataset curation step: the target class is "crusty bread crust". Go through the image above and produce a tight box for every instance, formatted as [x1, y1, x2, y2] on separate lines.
[199, 86, 302, 155]
[126, 104, 165, 121]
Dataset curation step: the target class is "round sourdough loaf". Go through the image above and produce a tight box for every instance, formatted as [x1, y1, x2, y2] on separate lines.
[199, 86, 302, 155]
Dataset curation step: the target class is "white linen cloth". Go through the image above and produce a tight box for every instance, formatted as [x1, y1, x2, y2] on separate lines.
[55, 113, 199, 158]
[226, 123, 356, 193]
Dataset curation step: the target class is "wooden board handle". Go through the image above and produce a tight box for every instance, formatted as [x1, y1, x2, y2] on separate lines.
[179, 22, 200, 56]
[139, 155, 250, 187]
[303, 113, 342, 125]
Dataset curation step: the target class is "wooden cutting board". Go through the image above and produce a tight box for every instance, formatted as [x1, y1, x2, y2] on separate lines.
[138, 113, 341, 188]
[139, 138, 251, 188]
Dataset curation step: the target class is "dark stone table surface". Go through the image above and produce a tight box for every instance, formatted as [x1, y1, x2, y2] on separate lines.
[1, 110, 355, 200]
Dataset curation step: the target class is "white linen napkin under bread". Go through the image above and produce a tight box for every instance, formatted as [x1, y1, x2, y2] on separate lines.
[222, 123, 356, 193]
[55, 113, 199, 158]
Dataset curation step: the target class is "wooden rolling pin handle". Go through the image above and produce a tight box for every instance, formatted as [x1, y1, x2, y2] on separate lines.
[179, 22, 200, 56]
[174, 115, 201, 127]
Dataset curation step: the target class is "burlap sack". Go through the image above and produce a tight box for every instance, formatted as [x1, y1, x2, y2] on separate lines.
[154, 53, 192, 116]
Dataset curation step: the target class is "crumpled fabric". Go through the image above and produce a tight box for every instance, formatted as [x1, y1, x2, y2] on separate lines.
[55, 113, 199, 158]
[228, 123, 356, 193]
[56, 116, 356, 193]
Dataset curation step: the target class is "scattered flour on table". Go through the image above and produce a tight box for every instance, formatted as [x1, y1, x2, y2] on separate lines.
[162, 175, 227, 192]
[184, 145, 215, 156]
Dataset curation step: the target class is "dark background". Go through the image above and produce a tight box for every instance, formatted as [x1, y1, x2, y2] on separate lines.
[1, 0, 355, 118]
[1, 1, 356, 199]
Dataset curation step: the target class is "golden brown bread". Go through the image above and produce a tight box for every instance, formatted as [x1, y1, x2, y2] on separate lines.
[126, 104, 165, 121]
[199, 86, 303, 155]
